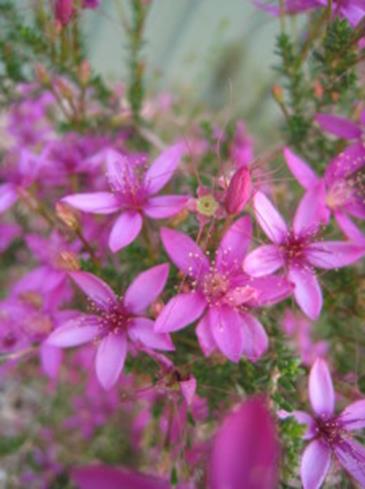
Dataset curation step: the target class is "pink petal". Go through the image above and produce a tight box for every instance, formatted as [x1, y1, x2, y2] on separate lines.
[196, 312, 216, 356]
[293, 184, 328, 235]
[340, 400, 365, 431]
[69, 271, 116, 307]
[315, 113, 362, 140]
[108, 211, 143, 252]
[105, 149, 130, 191]
[128, 317, 174, 351]
[216, 216, 252, 271]
[306, 241, 365, 270]
[243, 245, 284, 277]
[334, 438, 365, 486]
[240, 312, 268, 361]
[180, 377, 197, 406]
[125, 263, 169, 314]
[253, 192, 288, 244]
[325, 142, 365, 183]
[61, 192, 120, 214]
[160, 227, 209, 278]
[210, 306, 244, 362]
[154, 292, 206, 333]
[46, 315, 100, 347]
[95, 333, 127, 390]
[335, 211, 365, 243]
[143, 195, 188, 219]
[300, 440, 331, 489]
[309, 358, 335, 417]
[0, 183, 18, 213]
[209, 397, 280, 489]
[40, 343, 63, 379]
[144, 143, 185, 194]
[288, 267, 322, 320]
[284, 147, 319, 189]
[247, 276, 292, 307]
[277, 410, 316, 440]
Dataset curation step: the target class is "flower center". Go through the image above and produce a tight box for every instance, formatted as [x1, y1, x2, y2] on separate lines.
[326, 180, 353, 209]
[202, 271, 230, 306]
[315, 416, 344, 447]
[108, 165, 146, 209]
[89, 299, 131, 335]
[280, 232, 308, 264]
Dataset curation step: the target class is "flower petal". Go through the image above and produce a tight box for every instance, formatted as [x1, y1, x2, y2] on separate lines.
[95, 333, 127, 390]
[247, 275, 292, 307]
[309, 358, 335, 417]
[105, 149, 130, 191]
[46, 315, 100, 347]
[61, 192, 120, 214]
[284, 147, 319, 189]
[253, 192, 288, 243]
[243, 245, 284, 277]
[300, 440, 331, 489]
[288, 267, 322, 320]
[340, 400, 365, 431]
[240, 312, 268, 361]
[196, 312, 216, 357]
[143, 195, 188, 219]
[216, 216, 252, 271]
[325, 142, 365, 183]
[277, 410, 316, 440]
[40, 343, 63, 379]
[180, 377, 197, 406]
[306, 241, 365, 270]
[69, 271, 116, 307]
[210, 306, 244, 362]
[293, 184, 328, 235]
[144, 143, 185, 194]
[154, 292, 206, 333]
[315, 113, 362, 140]
[334, 438, 365, 486]
[108, 211, 143, 252]
[128, 317, 174, 351]
[160, 227, 209, 278]
[125, 263, 169, 314]
[0, 183, 18, 213]
[335, 211, 365, 243]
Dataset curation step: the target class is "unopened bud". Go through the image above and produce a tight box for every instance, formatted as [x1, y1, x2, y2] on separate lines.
[54, 78, 74, 100]
[56, 202, 80, 231]
[35, 64, 50, 86]
[224, 166, 252, 215]
[313, 80, 324, 99]
[54, 0, 75, 26]
[78, 60, 91, 86]
[272, 84, 284, 103]
[55, 251, 80, 271]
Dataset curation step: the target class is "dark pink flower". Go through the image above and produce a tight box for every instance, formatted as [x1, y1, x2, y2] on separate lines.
[284, 144, 365, 242]
[280, 358, 365, 488]
[244, 191, 365, 319]
[61, 144, 188, 252]
[46, 265, 174, 389]
[155, 217, 291, 362]
[209, 396, 280, 489]
[224, 166, 252, 215]
[83, 0, 101, 8]
[54, 0, 74, 25]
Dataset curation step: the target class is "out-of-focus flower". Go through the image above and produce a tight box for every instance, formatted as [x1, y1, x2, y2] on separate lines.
[61, 144, 188, 252]
[280, 358, 365, 488]
[0, 222, 21, 252]
[46, 265, 174, 389]
[209, 396, 280, 489]
[230, 120, 254, 168]
[54, 0, 75, 26]
[244, 191, 365, 320]
[155, 217, 292, 362]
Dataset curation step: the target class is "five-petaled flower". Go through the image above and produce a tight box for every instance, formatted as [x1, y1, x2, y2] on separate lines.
[46, 265, 174, 389]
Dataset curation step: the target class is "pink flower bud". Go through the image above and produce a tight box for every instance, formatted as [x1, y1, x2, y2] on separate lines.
[54, 0, 74, 26]
[224, 166, 252, 214]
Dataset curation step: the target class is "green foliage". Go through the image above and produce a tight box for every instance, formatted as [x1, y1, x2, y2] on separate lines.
[0, 435, 27, 456]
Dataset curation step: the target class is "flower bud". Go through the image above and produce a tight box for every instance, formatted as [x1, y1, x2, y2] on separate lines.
[224, 166, 252, 215]
[272, 84, 284, 104]
[34, 64, 50, 86]
[54, 0, 75, 26]
[56, 202, 80, 231]
[78, 60, 91, 86]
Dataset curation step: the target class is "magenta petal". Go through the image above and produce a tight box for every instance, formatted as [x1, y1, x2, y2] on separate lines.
[339, 400, 365, 431]
[40, 343, 63, 379]
[325, 142, 365, 183]
[306, 241, 365, 270]
[315, 113, 362, 140]
[154, 292, 206, 333]
[300, 440, 331, 489]
[293, 184, 328, 235]
[284, 147, 319, 189]
[244, 245, 284, 277]
[277, 410, 315, 440]
[216, 216, 252, 271]
[144, 143, 185, 195]
[160, 227, 210, 278]
[209, 397, 280, 489]
[61, 192, 120, 214]
[253, 192, 288, 243]
[143, 195, 188, 219]
[69, 271, 116, 307]
[180, 377, 197, 406]
[309, 358, 335, 417]
[46, 315, 100, 347]
[210, 306, 244, 362]
[108, 211, 143, 252]
[105, 149, 130, 191]
[240, 312, 268, 361]
[288, 267, 322, 320]
[247, 275, 292, 307]
[128, 317, 174, 351]
[196, 312, 216, 357]
[0, 183, 18, 213]
[125, 264, 169, 314]
[334, 438, 365, 486]
[335, 211, 365, 243]
[96, 333, 127, 390]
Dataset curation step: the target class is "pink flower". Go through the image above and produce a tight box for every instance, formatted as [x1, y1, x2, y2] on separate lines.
[280, 358, 365, 488]
[61, 144, 188, 252]
[54, 0, 74, 25]
[0, 222, 20, 252]
[209, 396, 280, 489]
[284, 144, 365, 242]
[224, 166, 252, 215]
[244, 191, 365, 319]
[155, 217, 291, 362]
[46, 265, 174, 389]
